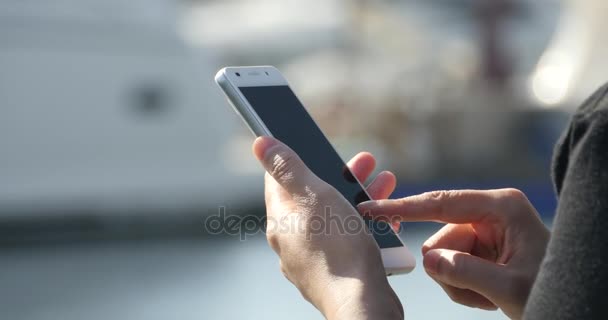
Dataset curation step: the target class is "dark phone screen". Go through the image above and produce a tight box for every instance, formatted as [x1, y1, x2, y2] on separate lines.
[240, 85, 403, 248]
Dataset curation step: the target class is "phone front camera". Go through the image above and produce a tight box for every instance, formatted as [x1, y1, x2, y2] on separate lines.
[236, 72, 241, 77]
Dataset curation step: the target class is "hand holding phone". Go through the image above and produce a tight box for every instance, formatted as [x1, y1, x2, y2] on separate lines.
[253, 136, 405, 319]
[215, 66, 415, 275]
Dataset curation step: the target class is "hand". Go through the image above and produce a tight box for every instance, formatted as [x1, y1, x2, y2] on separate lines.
[359, 189, 550, 320]
[253, 136, 403, 320]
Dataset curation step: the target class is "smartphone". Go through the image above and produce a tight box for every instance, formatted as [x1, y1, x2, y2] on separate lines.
[215, 66, 415, 275]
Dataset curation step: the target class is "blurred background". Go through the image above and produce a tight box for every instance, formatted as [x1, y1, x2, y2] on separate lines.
[2, 0, 607, 319]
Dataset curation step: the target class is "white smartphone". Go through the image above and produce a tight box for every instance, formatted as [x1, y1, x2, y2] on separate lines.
[215, 66, 415, 275]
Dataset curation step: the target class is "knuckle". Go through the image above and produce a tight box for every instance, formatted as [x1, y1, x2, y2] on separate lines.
[435, 255, 452, 278]
[279, 260, 298, 288]
[269, 150, 298, 182]
[445, 252, 468, 279]
[300, 182, 336, 209]
[500, 188, 527, 202]
[425, 190, 452, 202]
[422, 190, 463, 218]
[439, 253, 470, 282]
[497, 188, 532, 218]
[266, 232, 281, 252]
[279, 260, 288, 277]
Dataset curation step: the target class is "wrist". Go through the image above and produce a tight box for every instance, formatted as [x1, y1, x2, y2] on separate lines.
[321, 276, 403, 320]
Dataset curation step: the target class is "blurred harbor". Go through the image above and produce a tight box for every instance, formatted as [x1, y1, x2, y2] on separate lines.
[2, 0, 607, 319]
[2, 228, 511, 320]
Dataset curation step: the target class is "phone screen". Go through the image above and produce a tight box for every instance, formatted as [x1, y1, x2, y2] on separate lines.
[239, 85, 403, 248]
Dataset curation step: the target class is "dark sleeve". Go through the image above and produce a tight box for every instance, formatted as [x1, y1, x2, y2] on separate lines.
[523, 83, 608, 320]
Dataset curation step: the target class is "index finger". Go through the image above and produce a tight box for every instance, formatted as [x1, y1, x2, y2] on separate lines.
[357, 190, 506, 224]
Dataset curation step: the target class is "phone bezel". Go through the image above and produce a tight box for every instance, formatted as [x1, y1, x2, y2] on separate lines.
[215, 66, 415, 275]
[215, 66, 286, 136]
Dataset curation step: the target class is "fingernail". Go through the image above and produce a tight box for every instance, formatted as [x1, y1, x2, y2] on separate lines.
[423, 250, 441, 275]
[357, 200, 377, 214]
[357, 200, 375, 208]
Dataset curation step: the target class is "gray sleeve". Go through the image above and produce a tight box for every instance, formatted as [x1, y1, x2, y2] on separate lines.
[523, 85, 608, 320]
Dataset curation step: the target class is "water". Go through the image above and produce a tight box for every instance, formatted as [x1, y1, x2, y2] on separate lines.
[1, 228, 508, 319]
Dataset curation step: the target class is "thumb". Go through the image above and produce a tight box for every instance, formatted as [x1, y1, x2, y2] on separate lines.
[423, 248, 508, 303]
[253, 136, 319, 196]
